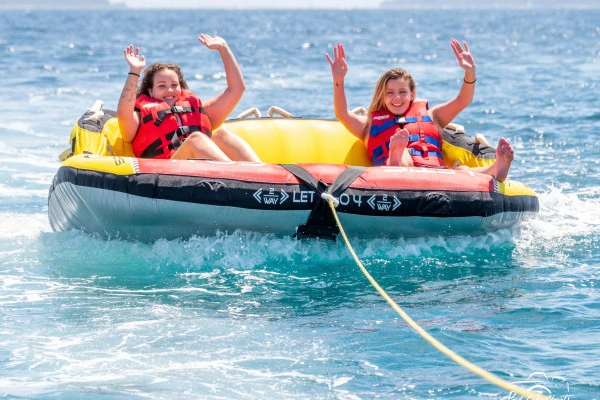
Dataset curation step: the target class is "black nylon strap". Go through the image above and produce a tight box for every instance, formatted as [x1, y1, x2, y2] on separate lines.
[328, 166, 366, 198]
[279, 164, 366, 240]
[170, 125, 201, 150]
[279, 164, 320, 192]
[154, 106, 194, 126]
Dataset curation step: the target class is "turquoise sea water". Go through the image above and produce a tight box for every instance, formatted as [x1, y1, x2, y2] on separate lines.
[1, 8, 599, 399]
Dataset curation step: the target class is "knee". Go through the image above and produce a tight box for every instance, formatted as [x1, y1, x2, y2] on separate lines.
[211, 127, 233, 141]
[184, 131, 211, 146]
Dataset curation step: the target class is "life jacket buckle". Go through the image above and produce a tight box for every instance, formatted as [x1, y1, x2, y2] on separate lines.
[176, 126, 192, 137]
[171, 126, 192, 150]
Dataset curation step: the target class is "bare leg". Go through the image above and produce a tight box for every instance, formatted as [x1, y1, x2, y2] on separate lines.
[493, 137, 513, 182]
[171, 131, 231, 161]
[211, 127, 261, 162]
[387, 128, 413, 167]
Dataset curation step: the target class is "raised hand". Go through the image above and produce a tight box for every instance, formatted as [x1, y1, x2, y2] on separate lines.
[325, 42, 348, 83]
[198, 34, 227, 51]
[123, 45, 146, 74]
[451, 38, 475, 72]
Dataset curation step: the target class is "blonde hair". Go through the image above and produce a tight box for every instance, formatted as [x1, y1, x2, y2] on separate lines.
[364, 68, 416, 136]
[367, 68, 416, 115]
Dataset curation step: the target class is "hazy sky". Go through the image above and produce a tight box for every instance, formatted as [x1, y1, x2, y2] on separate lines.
[118, 0, 381, 8]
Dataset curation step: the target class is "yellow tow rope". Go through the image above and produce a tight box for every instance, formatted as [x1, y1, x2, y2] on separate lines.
[323, 196, 551, 400]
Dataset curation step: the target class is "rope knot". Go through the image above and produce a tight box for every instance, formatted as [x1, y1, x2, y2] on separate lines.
[321, 193, 339, 207]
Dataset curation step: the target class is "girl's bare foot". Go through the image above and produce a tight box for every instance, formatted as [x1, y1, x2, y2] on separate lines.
[494, 137, 514, 182]
[387, 128, 410, 166]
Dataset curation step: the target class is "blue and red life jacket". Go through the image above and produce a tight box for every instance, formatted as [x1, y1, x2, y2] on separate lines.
[367, 100, 444, 167]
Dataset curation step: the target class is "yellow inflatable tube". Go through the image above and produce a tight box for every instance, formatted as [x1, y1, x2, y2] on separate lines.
[224, 118, 371, 166]
[62, 102, 498, 170]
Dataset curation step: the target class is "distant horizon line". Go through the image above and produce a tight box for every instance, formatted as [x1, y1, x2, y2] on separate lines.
[1, 1, 598, 10]
[2, 6, 599, 9]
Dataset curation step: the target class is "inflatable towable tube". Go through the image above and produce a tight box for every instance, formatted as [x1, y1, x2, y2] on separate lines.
[49, 104, 538, 241]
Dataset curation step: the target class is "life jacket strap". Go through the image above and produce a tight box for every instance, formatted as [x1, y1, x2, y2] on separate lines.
[397, 115, 433, 124]
[370, 145, 387, 166]
[370, 119, 396, 137]
[409, 148, 443, 159]
[370, 115, 434, 138]
[170, 125, 202, 150]
[142, 106, 195, 126]
[408, 134, 441, 149]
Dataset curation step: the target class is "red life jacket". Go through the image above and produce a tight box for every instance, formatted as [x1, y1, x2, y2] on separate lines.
[132, 90, 212, 159]
[367, 100, 444, 167]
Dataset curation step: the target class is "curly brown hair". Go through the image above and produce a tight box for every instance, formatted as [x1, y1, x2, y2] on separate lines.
[137, 63, 189, 97]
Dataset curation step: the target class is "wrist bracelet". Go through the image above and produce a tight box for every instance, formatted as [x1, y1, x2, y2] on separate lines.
[464, 78, 476, 84]
[128, 72, 140, 77]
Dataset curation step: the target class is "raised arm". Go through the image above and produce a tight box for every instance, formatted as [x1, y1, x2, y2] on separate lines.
[326, 42, 368, 141]
[117, 45, 145, 143]
[429, 38, 477, 129]
[198, 34, 246, 129]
